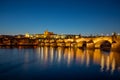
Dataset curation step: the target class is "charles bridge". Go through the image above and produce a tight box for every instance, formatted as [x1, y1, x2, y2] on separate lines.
[0, 34, 120, 51]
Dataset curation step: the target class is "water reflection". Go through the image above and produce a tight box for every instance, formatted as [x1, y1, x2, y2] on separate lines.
[0, 47, 120, 80]
[36, 47, 120, 73]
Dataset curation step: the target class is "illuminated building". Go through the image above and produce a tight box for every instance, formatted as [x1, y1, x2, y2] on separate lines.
[43, 30, 54, 38]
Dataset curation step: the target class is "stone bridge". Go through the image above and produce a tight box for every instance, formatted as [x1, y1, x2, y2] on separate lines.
[64, 36, 120, 51]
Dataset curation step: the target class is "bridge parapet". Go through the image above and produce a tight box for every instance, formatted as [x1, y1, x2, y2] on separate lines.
[92, 36, 113, 44]
[64, 39, 74, 43]
[76, 38, 92, 43]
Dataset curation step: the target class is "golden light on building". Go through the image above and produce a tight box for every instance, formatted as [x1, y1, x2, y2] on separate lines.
[25, 32, 30, 37]
[43, 30, 54, 38]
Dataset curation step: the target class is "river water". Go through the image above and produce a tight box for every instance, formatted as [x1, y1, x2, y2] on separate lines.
[0, 47, 120, 80]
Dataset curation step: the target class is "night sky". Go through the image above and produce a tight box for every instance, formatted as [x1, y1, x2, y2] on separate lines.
[0, 0, 120, 35]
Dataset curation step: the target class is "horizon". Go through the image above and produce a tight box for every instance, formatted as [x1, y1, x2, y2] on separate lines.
[0, 30, 119, 36]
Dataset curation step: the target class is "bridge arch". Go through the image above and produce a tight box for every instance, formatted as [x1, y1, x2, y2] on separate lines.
[95, 40, 111, 50]
[93, 37, 113, 44]
[82, 41, 87, 49]
[86, 40, 95, 49]
[77, 41, 87, 49]
[87, 39, 94, 43]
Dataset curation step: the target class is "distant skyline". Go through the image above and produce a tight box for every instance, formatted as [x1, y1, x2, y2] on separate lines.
[0, 0, 120, 35]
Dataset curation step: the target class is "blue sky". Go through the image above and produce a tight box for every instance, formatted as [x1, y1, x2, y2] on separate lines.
[0, 0, 120, 35]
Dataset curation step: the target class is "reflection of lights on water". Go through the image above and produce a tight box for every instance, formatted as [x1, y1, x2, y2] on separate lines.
[93, 49, 101, 65]
[34, 47, 119, 73]
[24, 51, 30, 69]
[50, 47, 54, 63]
[100, 52, 116, 73]
[81, 53, 84, 65]
[63, 48, 74, 66]
[67, 52, 71, 66]
[106, 56, 110, 71]
[86, 53, 90, 67]
[58, 47, 62, 63]
[44, 47, 48, 63]
[36, 47, 41, 59]
[24, 51, 29, 63]
[67, 48, 74, 66]
[76, 48, 83, 64]
[76, 49, 81, 63]
[100, 55, 104, 72]
[54, 49, 58, 62]
[111, 58, 115, 74]
[64, 48, 68, 62]
[64, 48, 70, 66]
[37, 47, 40, 53]
[41, 47, 44, 61]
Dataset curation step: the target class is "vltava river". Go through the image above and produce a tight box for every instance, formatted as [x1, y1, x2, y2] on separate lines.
[0, 47, 120, 80]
